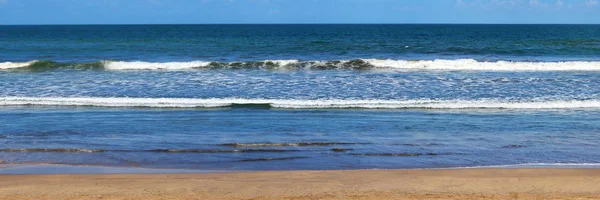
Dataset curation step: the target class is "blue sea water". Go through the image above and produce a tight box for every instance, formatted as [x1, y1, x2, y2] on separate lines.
[1, 24, 600, 171]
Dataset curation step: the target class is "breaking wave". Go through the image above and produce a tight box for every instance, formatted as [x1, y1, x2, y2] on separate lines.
[0, 61, 39, 69]
[3, 59, 600, 71]
[2, 97, 600, 109]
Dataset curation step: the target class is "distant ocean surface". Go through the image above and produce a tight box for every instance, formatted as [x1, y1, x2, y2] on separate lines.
[2, 24, 600, 170]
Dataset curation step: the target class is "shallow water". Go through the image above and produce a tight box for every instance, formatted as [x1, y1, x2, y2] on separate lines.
[1, 107, 600, 170]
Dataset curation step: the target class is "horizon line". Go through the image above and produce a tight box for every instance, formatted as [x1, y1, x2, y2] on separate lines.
[1, 23, 600, 26]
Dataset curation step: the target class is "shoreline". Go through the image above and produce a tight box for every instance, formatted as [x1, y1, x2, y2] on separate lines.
[2, 168, 600, 199]
[3, 163, 600, 174]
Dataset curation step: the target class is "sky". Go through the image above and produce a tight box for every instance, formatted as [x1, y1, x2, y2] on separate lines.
[0, 0, 599, 24]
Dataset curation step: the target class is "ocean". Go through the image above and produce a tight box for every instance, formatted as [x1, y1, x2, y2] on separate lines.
[1, 24, 600, 171]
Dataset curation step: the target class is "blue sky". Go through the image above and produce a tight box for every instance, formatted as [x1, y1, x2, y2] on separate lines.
[0, 0, 598, 24]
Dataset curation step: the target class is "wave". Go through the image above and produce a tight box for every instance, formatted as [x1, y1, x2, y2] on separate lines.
[0, 61, 40, 69]
[394, 143, 443, 147]
[0, 148, 298, 153]
[238, 157, 308, 162]
[363, 59, 600, 71]
[104, 61, 213, 70]
[2, 97, 600, 109]
[331, 148, 353, 152]
[350, 153, 442, 157]
[221, 142, 367, 147]
[501, 145, 527, 149]
[3, 59, 600, 71]
[147, 149, 298, 153]
[0, 148, 105, 153]
[0, 60, 103, 71]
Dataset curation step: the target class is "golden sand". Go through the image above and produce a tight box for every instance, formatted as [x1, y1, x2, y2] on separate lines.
[1, 168, 600, 200]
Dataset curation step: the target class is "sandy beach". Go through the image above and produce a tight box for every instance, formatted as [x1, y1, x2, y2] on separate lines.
[1, 168, 599, 200]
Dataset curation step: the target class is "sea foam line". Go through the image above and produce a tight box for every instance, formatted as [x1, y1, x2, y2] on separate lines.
[3, 59, 600, 71]
[102, 60, 301, 70]
[455, 163, 600, 169]
[363, 59, 600, 71]
[68, 59, 600, 71]
[2, 97, 600, 109]
[103, 61, 213, 70]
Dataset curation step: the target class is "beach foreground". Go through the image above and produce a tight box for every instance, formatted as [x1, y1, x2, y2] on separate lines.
[1, 168, 600, 200]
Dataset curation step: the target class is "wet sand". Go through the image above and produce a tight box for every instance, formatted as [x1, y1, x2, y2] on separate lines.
[1, 168, 600, 200]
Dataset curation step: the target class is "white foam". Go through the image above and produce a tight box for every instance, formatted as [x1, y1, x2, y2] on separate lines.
[271, 99, 600, 109]
[102, 61, 212, 70]
[4, 59, 600, 71]
[363, 59, 600, 71]
[2, 97, 600, 109]
[0, 97, 230, 108]
[265, 60, 299, 66]
[0, 61, 37, 69]
[102, 60, 300, 70]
